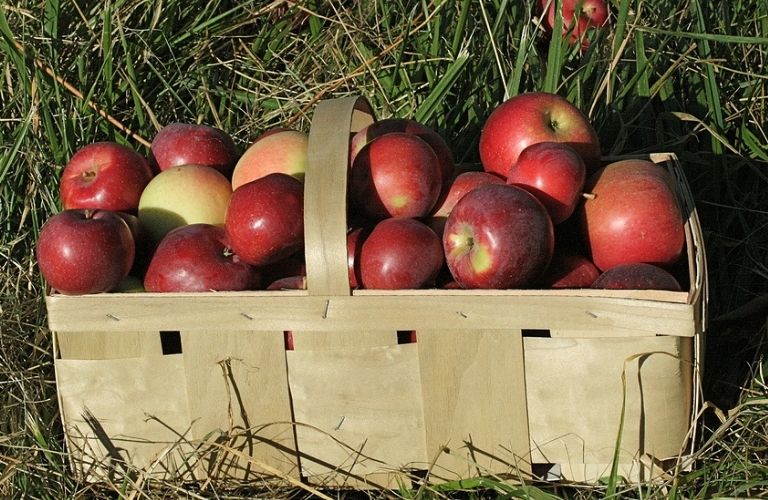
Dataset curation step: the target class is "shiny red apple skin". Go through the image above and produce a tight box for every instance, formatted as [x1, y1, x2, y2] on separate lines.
[359, 218, 444, 290]
[443, 184, 554, 289]
[479, 92, 601, 178]
[580, 159, 685, 271]
[149, 122, 239, 177]
[346, 227, 370, 290]
[349, 132, 442, 220]
[225, 173, 304, 267]
[538, 249, 600, 288]
[539, 0, 609, 46]
[60, 142, 153, 213]
[349, 118, 455, 184]
[507, 141, 586, 224]
[591, 263, 682, 291]
[143, 223, 259, 292]
[36, 209, 135, 295]
[427, 170, 506, 237]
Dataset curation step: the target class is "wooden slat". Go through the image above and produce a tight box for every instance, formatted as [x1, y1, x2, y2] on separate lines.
[180, 330, 299, 481]
[46, 293, 697, 337]
[291, 330, 397, 350]
[55, 330, 162, 359]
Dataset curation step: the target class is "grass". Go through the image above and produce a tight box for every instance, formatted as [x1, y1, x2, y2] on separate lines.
[1, 0, 768, 497]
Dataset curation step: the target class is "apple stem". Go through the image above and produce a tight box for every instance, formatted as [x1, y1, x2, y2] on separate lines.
[581, 192, 596, 200]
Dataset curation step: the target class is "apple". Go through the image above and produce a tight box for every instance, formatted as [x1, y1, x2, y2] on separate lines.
[149, 122, 239, 177]
[538, 248, 600, 288]
[443, 183, 554, 289]
[359, 218, 444, 290]
[539, 0, 609, 47]
[138, 165, 232, 245]
[231, 128, 309, 190]
[591, 263, 682, 291]
[479, 92, 601, 178]
[346, 227, 370, 290]
[580, 159, 685, 271]
[143, 223, 259, 292]
[349, 132, 442, 220]
[427, 170, 507, 237]
[224, 173, 304, 267]
[266, 275, 307, 291]
[349, 118, 455, 184]
[36, 209, 135, 295]
[60, 142, 154, 213]
[506, 141, 586, 224]
[260, 252, 306, 288]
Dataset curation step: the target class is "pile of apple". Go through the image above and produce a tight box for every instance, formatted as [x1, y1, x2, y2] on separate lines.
[36, 90, 687, 296]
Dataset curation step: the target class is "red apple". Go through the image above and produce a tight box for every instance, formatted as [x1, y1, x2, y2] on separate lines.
[479, 92, 601, 178]
[266, 275, 307, 291]
[349, 118, 455, 184]
[36, 209, 135, 295]
[138, 165, 233, 245]
[349, 132, 442, 220]
[539, 0, 609, 47]
[580, 159, 685, 271]
[347, 227, 370, 290]
[224, 173, 304, 267]
[149, 122, 239, 177]
[443, 184, 554, 289]
[143, 223, 259, 292]
[359, 218, 443, 290]
[231, 128, 308, 189]
[591, 263, 682, 291]
[506, 141, 586, 224]
[426, 170, 506, 237]
[260, 252, 306, 288]
[60, 142, 153, 213]
[538, 248, 600, 288]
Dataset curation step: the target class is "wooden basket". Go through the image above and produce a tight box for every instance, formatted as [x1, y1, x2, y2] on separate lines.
[45, 96, 707, 489]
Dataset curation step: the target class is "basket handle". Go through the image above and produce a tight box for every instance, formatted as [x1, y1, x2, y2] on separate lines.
[304, 96, 375, 296]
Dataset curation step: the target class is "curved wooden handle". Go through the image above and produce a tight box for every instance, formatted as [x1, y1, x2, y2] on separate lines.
[304, 96, 375, 296]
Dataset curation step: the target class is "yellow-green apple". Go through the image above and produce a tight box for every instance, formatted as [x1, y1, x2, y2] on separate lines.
[506, 141, 586, 224]
[539, 0, 609, 47]
[346, 226, 370, 290]
[443, 184, 554, 289]
[591, 262, 682, 291]
[479, 92, 601, 178]
[359, 217, 443, 289]
[149, 122, 239, 177]
[349, 118, 455, 184]
[36, 209, 135, 295]
[231, 128, 308, 189]
[138, 165, 232, 245]
[224, 173, 304, 266]
[349, 132, 442, 220]
[538, 248, 600, 288]
[143, 223, 259, 292]
[426, 170, 506, 237]
[60, 142, 153, 213]
[579, 159, 685, 271]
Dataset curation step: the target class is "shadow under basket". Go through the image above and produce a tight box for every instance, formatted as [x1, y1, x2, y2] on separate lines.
[45, 96, 707, 490]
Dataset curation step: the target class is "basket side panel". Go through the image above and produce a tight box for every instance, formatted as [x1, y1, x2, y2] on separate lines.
[417, 329, 531, 482]
[525, 335, 694, 466]
[180, 330, 299, 481]
[56, 330, 162, 359]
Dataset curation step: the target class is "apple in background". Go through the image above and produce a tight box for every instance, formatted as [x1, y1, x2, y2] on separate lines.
[591, 263, 682, 291]
[359, 218, 444, 290]
[539, 0, 609, 47]
[144, 223, 259, 292]
[349, 118, 455, 184]
[225, 173, 304, 267]
[231, 128, 308, 190]
[266, 275, 307, 291]
[36, 209, 135, 295]
[349, 132, 442, 220]
[538, 248, 600, 288]
[443, 184, 554, 289]
[149, 122, 239, 177]
[479, 92, 601, 178]
[426, 170, 506, 237]
[346, 227, 370, 290]
[138, 165, 232, 245]
[60, 142, 153, 213]
[580, 159, 685, 271]
[506, 141, 586, 224]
